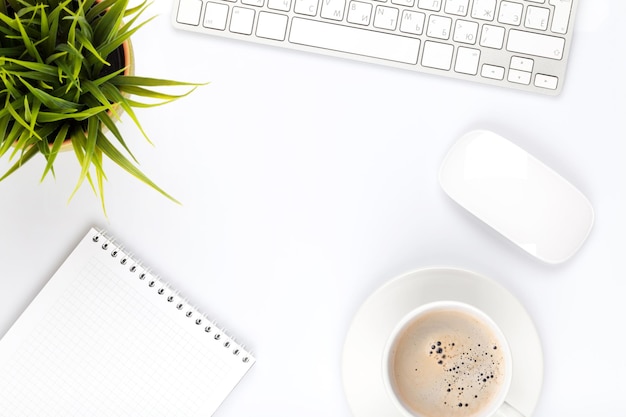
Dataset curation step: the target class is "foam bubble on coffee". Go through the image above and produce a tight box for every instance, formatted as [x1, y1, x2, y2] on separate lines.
[390, 309, 507, 417]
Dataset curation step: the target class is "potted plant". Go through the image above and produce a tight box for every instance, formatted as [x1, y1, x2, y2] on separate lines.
[0, 0, 201, 212]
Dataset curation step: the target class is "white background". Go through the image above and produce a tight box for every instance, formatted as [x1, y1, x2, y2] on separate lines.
[0, 0, 624, 416]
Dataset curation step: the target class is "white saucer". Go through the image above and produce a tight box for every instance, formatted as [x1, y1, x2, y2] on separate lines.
[341, 267, 543, 417]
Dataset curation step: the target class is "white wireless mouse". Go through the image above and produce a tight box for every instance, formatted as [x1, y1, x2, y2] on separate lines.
[439, 130, 594, 264]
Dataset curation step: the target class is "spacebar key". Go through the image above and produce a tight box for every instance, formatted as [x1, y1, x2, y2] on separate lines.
[289, 18, 420, 65]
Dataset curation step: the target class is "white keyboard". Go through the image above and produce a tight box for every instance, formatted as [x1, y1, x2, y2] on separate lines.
[172, 0, 578, 95]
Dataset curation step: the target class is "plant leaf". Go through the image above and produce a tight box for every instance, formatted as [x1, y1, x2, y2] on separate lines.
[14, 14, 43, 63]
[97, 133, 180, 204]
[95, 15, 155, 71]
[110, 76, 206, 88]
[76, 30, 107, 65]
[114, 85, 198, 101]
[93, 147, 108, 217]
[5, 101, 41, 141]
[68, 127, 90, 198]
[91, 66, 126, 87]
[0, 122, 23, 159]
[19, 76, 80, 111]
[95, 107, 137, 163]
[41, 124, 70, 181]
[0, 143, 40, 182]
[93, 0, 128, 46]
[0, 117, 10, 157]
[100, 83, 151, 144]
[37, 105, 108, 123]
[82, 80, 116, 113]
[0, 57, 60, 78]
[74, 114, 99, 194]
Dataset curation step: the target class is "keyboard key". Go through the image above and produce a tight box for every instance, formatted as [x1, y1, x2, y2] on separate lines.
[471, 0, 496, 21]
[418, 0, 442, 11]
[426, 15, 452, 40]
[510, 56, 533, 72]
[535, 74, 559, 90]
[391, 0, 414, 6]
[230, 7, 256, 34]
[177, 0, 203, 25]
[347, 1, 373, 25]
[289, 17, 421, 64]
[373, 6, 399, 30]
[453, 19, 478, 44]
[497, 1, 522, 25]
[294, 0, 319, 16]
[421, 40, 453, 70]
[445, 0, 469, 16]
[481, 64, 505, 80]
[525, 6, 550, 30]
[321, 0, 346, 20]
[204, 2, 229, 30]
[508, 68, 531, 84]
[399, 10, 425, 35]
[455, 47, 480, 75]
[480, 24, 504, 49]
[242, 0, 265, 7]
[268, 0, 292, 11]
[549, 0, 572, 34]
[257, 11, 289, 40]
[507, 30, 565, 59]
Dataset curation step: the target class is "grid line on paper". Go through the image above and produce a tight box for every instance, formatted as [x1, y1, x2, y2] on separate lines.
[0, 255, 232, 417]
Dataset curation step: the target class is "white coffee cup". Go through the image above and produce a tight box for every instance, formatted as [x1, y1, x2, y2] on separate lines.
[382, 301, 524, 417]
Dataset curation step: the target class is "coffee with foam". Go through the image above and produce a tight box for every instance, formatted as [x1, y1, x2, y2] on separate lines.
[387, 305, 509, 417]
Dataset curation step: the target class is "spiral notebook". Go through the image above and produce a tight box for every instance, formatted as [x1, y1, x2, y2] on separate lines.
[0, 228, 255, 417]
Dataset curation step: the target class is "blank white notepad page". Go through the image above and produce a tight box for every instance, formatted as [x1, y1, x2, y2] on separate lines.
[0, 228, 254, 417]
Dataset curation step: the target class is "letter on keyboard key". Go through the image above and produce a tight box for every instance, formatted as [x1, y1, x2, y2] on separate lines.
[506, 30, 565, 59]
[295, 0, 319, 16]
[289, 18, 420, 64]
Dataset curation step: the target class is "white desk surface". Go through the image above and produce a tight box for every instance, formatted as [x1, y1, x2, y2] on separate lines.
[0, 1, 624, 416]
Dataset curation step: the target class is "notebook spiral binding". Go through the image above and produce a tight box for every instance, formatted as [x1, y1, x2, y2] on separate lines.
[91, 229, 251, 364]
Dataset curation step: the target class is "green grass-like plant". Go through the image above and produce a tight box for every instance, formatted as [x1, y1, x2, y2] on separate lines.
[0, 0, 201, 212]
